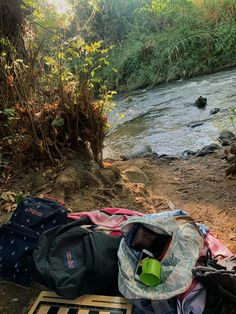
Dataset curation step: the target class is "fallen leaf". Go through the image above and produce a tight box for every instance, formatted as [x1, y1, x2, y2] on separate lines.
[6, 75, 14, 87]
[2, 203, 16, 212]
[228, 233, 236, 241]
[0, 191, 16, 202]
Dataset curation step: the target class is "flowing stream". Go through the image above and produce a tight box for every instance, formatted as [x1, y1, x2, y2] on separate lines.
[105, 68, 236, 158]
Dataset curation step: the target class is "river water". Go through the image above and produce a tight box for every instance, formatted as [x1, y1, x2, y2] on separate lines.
[105, 68, 236, 158]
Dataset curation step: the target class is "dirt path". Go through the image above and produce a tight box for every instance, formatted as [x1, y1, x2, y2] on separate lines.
[0, 149, 235, 313]
[116, 149, 236, 252]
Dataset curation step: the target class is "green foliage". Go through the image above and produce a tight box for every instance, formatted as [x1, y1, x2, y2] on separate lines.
[3, 108, 16, 118]
[0, 1, 116, 167]
[83, 0, 236, 91]
[51, 118, 64, 128]
[229, 107, 236, 131]
[71, 0, 147, 43]
[2, 0, 236, 168]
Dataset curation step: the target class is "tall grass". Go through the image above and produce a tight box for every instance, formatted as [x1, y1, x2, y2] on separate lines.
[101, 0, 236, 91]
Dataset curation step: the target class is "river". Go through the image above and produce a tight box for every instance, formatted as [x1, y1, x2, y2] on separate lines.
[105, 68, 236, 158]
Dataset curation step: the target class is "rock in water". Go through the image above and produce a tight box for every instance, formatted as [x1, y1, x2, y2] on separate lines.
[181, 150, 196, 159]
[194, 96, 207, 109]
[210, 108, 220, 115]
[187, 120, 205, 128]
[124, 96, 134, 102]
[121, 145, 152, 160]
[196, 144, 221, 157]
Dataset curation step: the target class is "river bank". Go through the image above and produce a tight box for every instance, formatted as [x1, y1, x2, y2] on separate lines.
[0, 147, 236, 313]
[106, 68, 236, 159]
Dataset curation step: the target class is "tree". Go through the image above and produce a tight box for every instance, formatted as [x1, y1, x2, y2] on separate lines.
[0, 0, 30, 59]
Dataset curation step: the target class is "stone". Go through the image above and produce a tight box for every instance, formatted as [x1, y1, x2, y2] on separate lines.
[218, 130, 235, 146]
[230, 142, 236, 155]
[187, 120, 205, 128]
[31, 172, 46, 191]
[224, 148, 236, 163]
[226, 163, 236, 176]
[95, 167, 121, 185]
[210, 108, 220, 115]
[181, 150, 196, 158]
[78, 170, 102, 188]
[196, 144, 221, 157]
[194, 96, 207, 109]
[121, 144, 152, 160]
[123, 166, 149, 185]
[158, 154, 179, 161]
[124, 96, 134, 102]
[53, 167, 80, 201]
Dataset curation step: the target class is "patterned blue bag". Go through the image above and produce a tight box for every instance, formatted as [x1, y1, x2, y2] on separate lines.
[0, 197, 68, 286]
[10, 197, 68, 233]
[0, 221, 38, 285]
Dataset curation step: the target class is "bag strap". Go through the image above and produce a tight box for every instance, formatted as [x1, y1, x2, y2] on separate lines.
[49, 220, 90, 237]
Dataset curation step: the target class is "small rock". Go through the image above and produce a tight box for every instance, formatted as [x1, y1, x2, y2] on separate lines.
[230, 142, 236, 155]
[95, 167, 121, 185]
[196, 144, 221, 157]
[31, 172, 46, 191]
[194, 96, 207, 109]
[53, 167, 80, 201]
[158, 154, 179, 161]
[78, 170, 102, 188]
[181, 150, 196, 158]
[227, 153, 236, 163]
[187, 120, 205, 128]
[123, 166, 149, 185]
[210, 108, 220, 115]
[218, 130, 235, 146]
[121, 145, 152, 160]
[124, 96, 133, 102]
[226, 163, 236, 176]
[224, 147, 236, 163]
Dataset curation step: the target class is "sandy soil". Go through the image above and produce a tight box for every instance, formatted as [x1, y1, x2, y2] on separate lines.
[0, 148, 235, 313]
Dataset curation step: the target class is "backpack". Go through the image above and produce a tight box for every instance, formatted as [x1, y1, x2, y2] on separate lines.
[0, 221, 38, 285]
[192, 255, 236, 314]
[10, 197, 67, 232]
[27, 220, 121, 299]
[0, 197, 67, 286]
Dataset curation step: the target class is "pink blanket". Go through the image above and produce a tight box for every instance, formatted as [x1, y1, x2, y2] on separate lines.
[68, 207, 143, 235]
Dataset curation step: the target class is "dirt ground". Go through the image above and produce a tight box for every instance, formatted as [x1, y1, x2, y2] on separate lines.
[0, 148, 236, 313]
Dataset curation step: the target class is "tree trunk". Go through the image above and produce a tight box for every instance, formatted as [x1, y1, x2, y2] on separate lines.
[0, 0, 28, 59]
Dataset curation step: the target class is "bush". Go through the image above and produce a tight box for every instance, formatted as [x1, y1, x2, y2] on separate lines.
[98, 0, 236, 91]
[0, 38, 114, 168]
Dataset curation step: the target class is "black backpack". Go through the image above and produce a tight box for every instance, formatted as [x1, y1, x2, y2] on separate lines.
[193, 255, 236, 314]
[27, 220, 121, 299]
[0, 197, 67, 286]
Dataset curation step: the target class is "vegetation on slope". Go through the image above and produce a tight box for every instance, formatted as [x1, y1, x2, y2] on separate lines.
[76, 0, 236, 90]
[1, 0, 236, 171]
